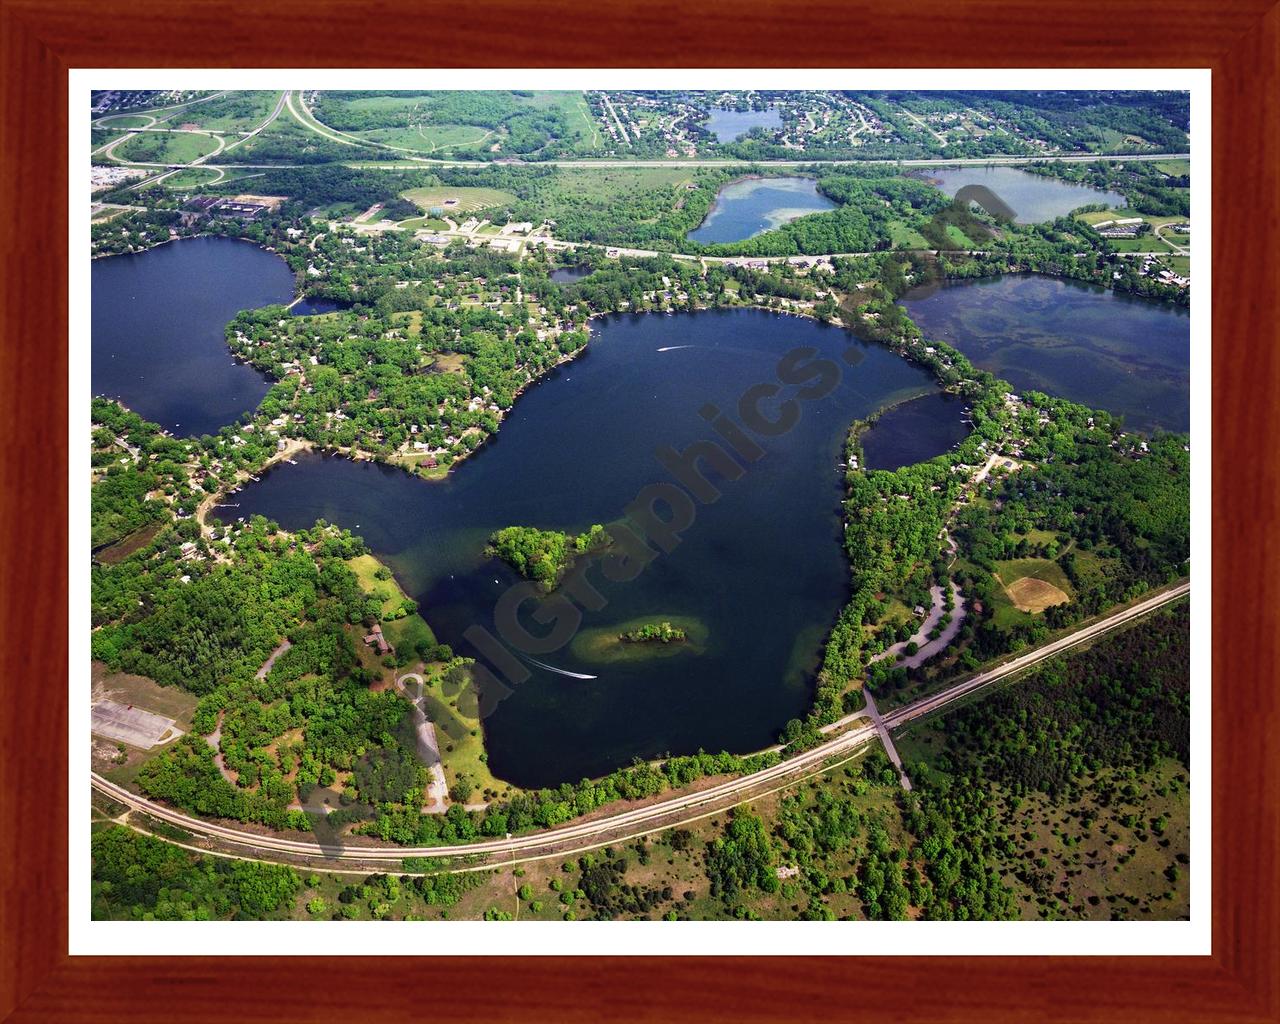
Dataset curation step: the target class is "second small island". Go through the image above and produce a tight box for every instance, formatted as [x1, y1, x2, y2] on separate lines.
[570, 614, 708, 665]
[619, 621, 688, 644]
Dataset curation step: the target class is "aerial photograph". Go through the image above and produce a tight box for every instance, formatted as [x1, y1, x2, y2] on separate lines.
[88, 87, 1192, 924]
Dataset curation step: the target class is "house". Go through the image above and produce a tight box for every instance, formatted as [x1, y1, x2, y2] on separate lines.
[363, 623, 393, 656]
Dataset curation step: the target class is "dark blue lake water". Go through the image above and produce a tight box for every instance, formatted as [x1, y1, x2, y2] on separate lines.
[688, 176, 837, 245]
[921, 166, 1129, 224]
[91, 237, 295, 436]
[900, 275, 1190, 433]
[705, 106, 783, 143]
[230, 309, 942, 787]
[861, 392, 970, 471]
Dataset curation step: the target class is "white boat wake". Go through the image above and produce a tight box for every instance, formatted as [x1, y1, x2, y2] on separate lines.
[521, 655, 598, 680]
[656, 345, 693, 352]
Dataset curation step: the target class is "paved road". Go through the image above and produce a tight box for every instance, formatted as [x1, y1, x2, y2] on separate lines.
[221, 90, 288, 154]
[861, 689, 911, 791]
[90, 580, 1188, 868]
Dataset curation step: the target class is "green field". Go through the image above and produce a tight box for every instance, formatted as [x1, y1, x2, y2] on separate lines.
[354, 124, 494, 153]
[420, 677, 515, 802]
[114, 131, 220, 165]
[397, 215, 450, 231]
[347, 553, 416, 620]
[887, 219, 929, 248]
[1153, 159, 1191, 177]
[402, 186, 518, 214]
[160, 167, 225, 190]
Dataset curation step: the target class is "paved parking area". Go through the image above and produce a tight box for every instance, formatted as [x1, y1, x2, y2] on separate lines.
[91, 700, 182, 749]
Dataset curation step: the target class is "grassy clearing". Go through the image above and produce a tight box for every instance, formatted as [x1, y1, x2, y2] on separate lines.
[994, 556, 1073, 592]
[401, 186, 518, 214]
[91, 205, 136, 225]
[396, 215, 450, 230]
[354, 124, 493, 153]
[887, 219, 929, 248]
[419, 679, 514, 802]
[993, 557, 1073, 614]
[1153, 159, 1190, 177]
[161, 167, 225, 190]
[115, 131, 220, 165]
[347, 554, 415, 620]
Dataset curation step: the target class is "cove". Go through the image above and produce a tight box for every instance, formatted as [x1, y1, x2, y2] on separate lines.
[899, 274, 1190, 433]
[291, 296, 349, 316]
[861, 392, 970, 471]
[230, 309, 954, 788]
[687, 176, 837, 245]
[92, 236, 296, 436]
[919, 166, 1128, 224]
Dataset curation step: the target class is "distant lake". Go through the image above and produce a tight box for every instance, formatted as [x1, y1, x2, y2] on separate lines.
[688, 176, 837, 245]
[705, 106, 783, 143]
[921, 166, 1128, 224]
[231, 309, 948, 787]
[92, 237, 295, 436]
[550, 266, 592, 284]
[861, 392, 970, 470]
[900, 275, 1190, 433]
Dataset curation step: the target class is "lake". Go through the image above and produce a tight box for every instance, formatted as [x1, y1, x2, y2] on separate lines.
[230, 308, 950, 787]
[687, 176, 837, 245]
[920, 166, 1128, 224]
[899, 275, 1190, 433]
[705, 106, 783, 143]
[92, 237, 295, 436]
[861, 392, 970, 471]
[549, 266, 592, 284]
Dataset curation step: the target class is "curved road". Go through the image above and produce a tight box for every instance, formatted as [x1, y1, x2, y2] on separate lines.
[92, 581, 1188, 869]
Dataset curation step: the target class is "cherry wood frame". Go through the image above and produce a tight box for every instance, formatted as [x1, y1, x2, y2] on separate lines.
[2, 1, 1276, 1020]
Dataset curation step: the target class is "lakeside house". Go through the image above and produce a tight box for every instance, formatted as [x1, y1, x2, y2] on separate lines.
[363, 623, 393, 656]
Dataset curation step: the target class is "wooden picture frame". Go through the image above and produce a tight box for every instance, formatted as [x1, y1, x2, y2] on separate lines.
[2, 1, 1275, 1019]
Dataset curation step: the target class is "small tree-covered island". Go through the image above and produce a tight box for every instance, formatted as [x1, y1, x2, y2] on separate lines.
[90, 87, 1191, 923]
[620, 622, 687, 644]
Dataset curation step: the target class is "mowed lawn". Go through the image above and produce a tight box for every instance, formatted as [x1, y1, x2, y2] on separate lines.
[401, 186, 518, 214]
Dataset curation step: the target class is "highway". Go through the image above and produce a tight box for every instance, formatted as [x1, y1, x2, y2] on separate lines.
[91, 580, 1188, 871]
